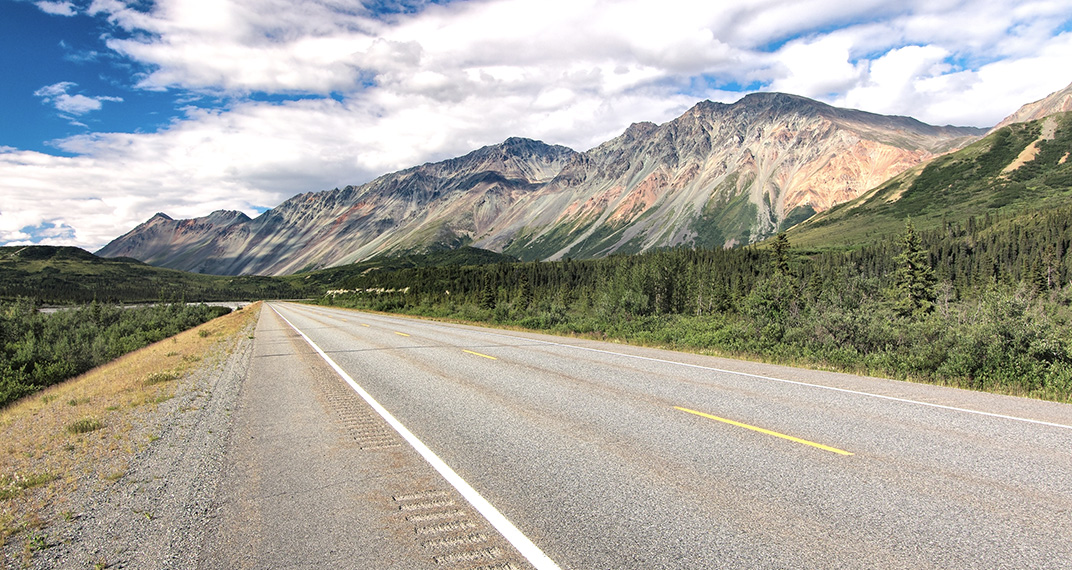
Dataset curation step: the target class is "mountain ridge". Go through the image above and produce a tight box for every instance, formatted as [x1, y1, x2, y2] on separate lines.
[98, 91, 986, 275]
[789, 109, 1072, 248]
[489, 93, 981, 259]
[992, 81, 1072, 132]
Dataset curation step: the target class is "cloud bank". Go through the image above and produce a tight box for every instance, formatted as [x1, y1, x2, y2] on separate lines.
[3, 0, 1072, 250]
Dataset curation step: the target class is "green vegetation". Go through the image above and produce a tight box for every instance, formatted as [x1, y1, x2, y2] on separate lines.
[0, 472, 57, 501]
[0, 245, 515, 306]
[503, 219, 597, 260]
[790, 112, 1072, 248]
[892, 220, 937, 317]
[298, 246, 516, 282]
[691, 188, 758, 248]
[143, 371, 181, 386]
[0, 246, 308, 303]
[314, 206, 1072, 401]
[65, 417, 105, 435]
[0, 301, 231, 407]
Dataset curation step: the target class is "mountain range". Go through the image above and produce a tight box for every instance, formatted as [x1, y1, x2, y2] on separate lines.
[791, 103, 1072, 248]
[100, 85, 1072, 276]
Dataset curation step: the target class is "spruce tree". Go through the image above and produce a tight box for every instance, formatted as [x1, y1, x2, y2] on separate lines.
[771, 232, 790, 275]
[893, 219, 937, 317]
[517, 271, 534, 309]
[480, 279, 496, 309]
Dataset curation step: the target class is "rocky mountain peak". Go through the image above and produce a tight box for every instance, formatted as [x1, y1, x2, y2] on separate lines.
[622, 121, 659, 140]
[469, 137, 574, 160]
[669, 93, 842, 136]
[432, 137, 576, 183]
[499, 136, 562, 154]
[992, 81, 1072, 132]
[203, 210, 252, 224]
[97, 90, 993, 275]
[734, 91, 823, 110]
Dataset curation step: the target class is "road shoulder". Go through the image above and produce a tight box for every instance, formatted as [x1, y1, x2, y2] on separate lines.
[197, 304, 529, 570]
[2, 305, 258, 569]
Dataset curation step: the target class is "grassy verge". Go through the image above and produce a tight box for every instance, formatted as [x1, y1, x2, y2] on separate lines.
[1, 301, 235, 407]
[0, 302, 261, 562]
[316, 290, 1072, 404]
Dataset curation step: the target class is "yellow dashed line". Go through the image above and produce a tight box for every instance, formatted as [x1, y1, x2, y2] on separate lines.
[463, 350, 497, 360]
[675, 406, 853, 456]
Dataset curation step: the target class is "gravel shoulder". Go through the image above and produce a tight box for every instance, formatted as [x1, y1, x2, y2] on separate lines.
[3, 302, 530, 569]
[2, 306, 258, 569]
[197, 302, 528, 570]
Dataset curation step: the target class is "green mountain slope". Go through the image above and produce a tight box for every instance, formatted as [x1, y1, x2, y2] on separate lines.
[0, 246, 312, 303]
[788, 112, 1072, 248]
[0, 245, 515, 304]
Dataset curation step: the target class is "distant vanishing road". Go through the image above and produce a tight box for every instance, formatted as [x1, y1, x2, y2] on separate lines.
[205, 302, 1072, 570]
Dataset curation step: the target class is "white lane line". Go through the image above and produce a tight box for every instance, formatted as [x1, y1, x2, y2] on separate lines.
[504, 337, 1072, 431]
[483, 331, 1072, 431]
[270, 305, 562, 570]
[306, 305, 1072, 432]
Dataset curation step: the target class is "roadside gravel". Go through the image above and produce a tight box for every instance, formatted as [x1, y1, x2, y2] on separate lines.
[2, 312, 256, 569]
[5, 302, 530, 569]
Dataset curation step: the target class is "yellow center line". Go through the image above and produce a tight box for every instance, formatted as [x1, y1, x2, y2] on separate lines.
[394, 332, 410, 337]
[463, 350, 497, 360]
[361, 323, 370, 327]
[675, 406, 854, 456]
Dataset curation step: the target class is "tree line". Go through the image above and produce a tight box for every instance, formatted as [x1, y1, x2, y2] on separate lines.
[317, 207, 1072, 402]
[0, 301, 231, 407]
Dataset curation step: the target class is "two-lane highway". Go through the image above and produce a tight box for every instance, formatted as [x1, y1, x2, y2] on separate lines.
[268, 301, 1072, 569]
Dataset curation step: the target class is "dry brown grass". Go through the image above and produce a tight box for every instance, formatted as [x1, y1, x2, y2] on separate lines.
[0, 302, 261, 555]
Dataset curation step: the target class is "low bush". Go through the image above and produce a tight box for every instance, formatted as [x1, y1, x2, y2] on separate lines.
[0, 302, 230, 408]
[143, 371, 181, 386]
[66, 418, 104, 434]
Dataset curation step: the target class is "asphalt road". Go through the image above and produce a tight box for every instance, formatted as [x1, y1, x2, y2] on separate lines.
[201, 304, 529, 570]
[257, 302, 1072, 569]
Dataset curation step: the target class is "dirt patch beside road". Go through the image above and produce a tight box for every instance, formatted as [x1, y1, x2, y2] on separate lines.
[1, 303, 260, 569]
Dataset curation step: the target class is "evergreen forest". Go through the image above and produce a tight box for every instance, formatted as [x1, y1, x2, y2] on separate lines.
[316, 208, 1072, 403]
[0, 246, 312, 304]
[0, 301, 231, 407]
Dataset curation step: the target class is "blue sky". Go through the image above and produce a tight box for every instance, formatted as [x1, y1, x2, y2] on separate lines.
[2, 0, 1072, 251]
[2, 1, 172, 153]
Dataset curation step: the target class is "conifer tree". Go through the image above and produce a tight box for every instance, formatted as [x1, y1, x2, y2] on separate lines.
[480, 279, 496, 309]
[771, 232, 790, 275]
[517, 271, 534, 309]
[893, 219, 937, 317]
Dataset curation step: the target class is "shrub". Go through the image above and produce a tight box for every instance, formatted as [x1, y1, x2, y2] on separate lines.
[0, 472, 57, 500]
[143, 371, 181, 386]
[0, 302, 229, 408]
[66, 418, 104, 434]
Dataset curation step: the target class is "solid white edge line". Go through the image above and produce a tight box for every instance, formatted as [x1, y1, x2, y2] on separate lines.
[483, 332, 1072, 432]
[270, 304, 563, 570]
[303, 304, 1072, 432]
[507, 336, 1072, 432]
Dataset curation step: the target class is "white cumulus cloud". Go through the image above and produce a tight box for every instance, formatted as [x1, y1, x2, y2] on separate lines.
[6, 0, 1072, 251]
[34, 1, 77, 16]
[34, 82, 124, 117]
